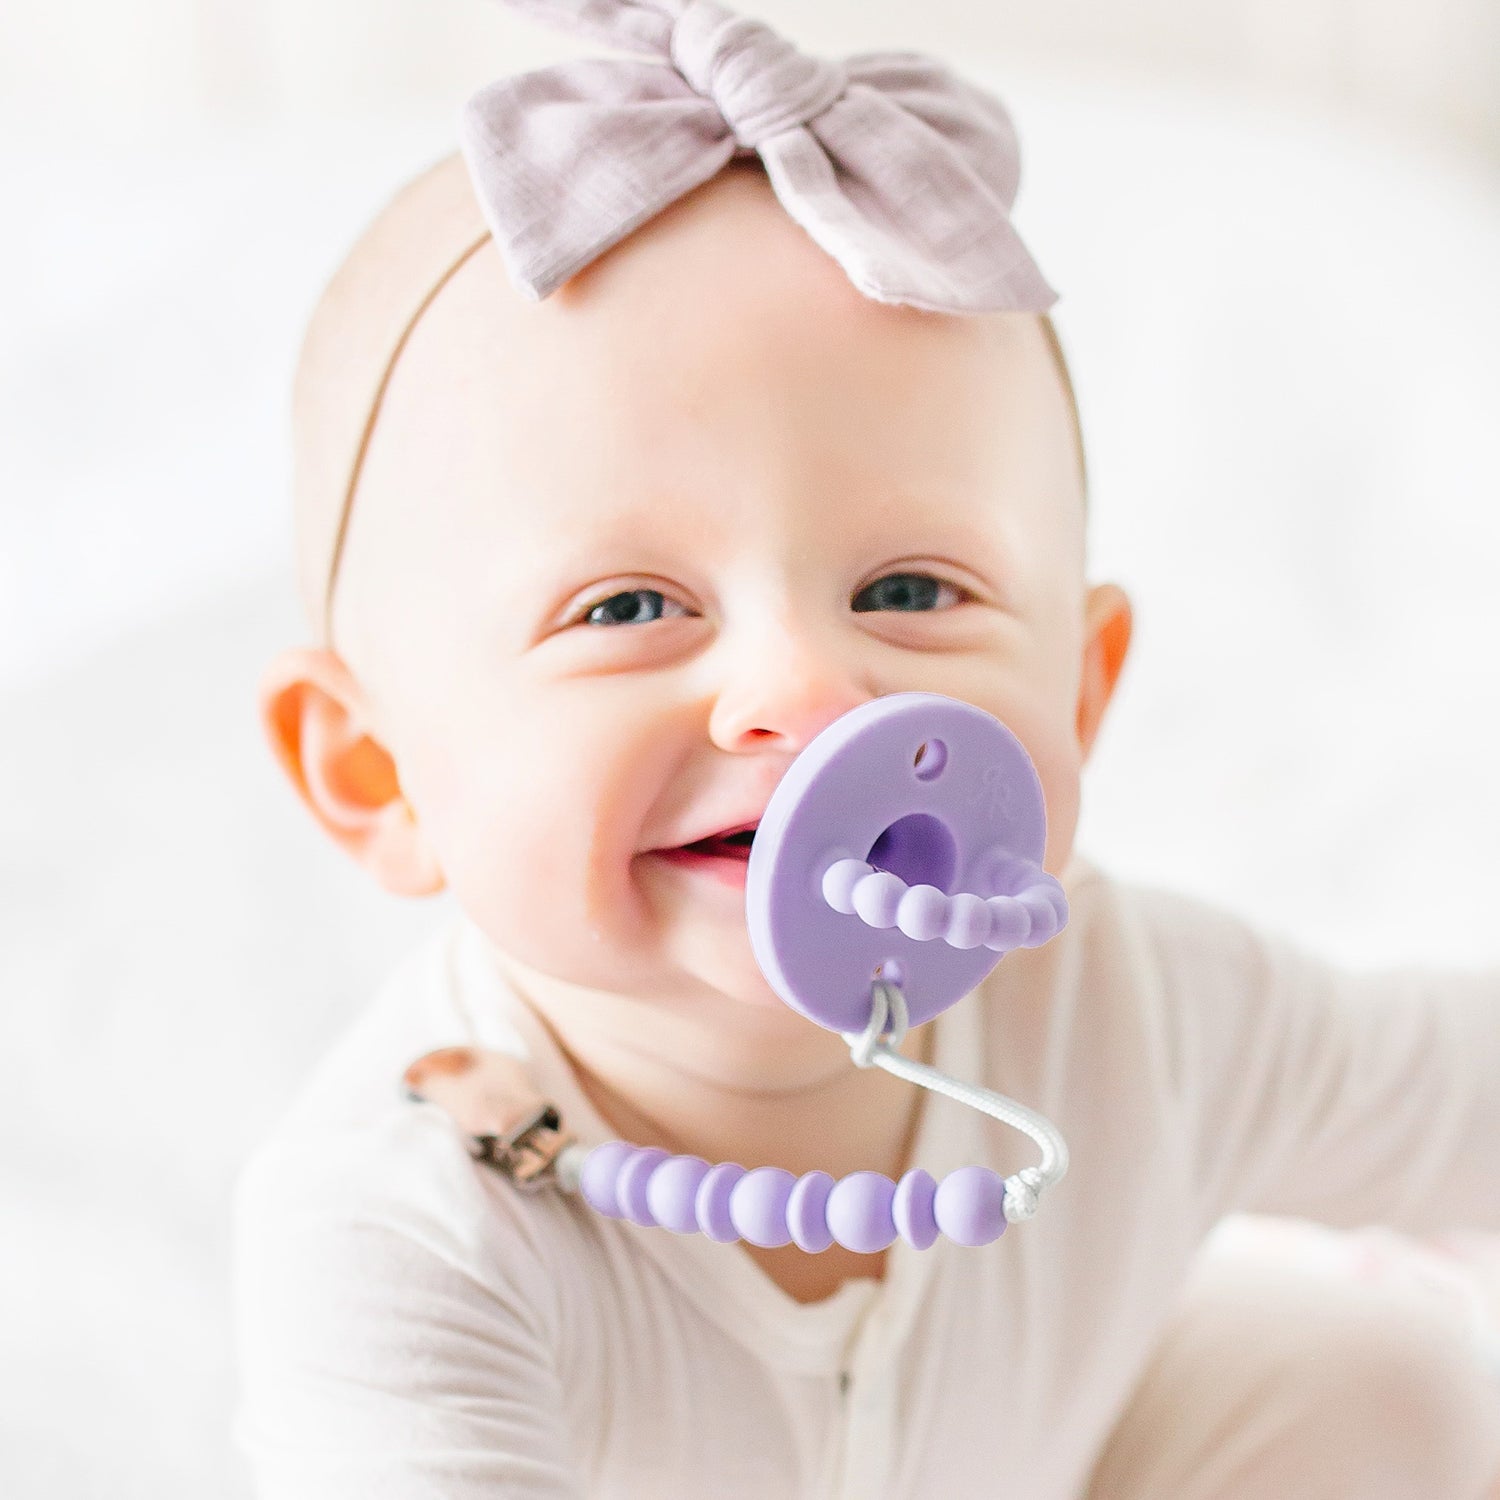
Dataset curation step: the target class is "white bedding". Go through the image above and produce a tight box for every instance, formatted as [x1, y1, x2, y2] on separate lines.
[2, 65, 1497, 1497]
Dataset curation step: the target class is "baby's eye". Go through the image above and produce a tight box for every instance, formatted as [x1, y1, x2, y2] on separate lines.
[577, 588, 692, 627]
[852, 572, 967, 613]
[573, 572, 967, 628]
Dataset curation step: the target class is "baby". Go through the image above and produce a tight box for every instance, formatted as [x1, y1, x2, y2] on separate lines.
[233, 4, 1500, 1497]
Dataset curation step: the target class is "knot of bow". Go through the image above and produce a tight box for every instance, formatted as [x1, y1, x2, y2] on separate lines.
[459, 0, 1057, 313]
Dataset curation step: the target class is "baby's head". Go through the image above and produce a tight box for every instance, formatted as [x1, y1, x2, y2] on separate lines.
[261, 5, 1136, 1055]
[260, 147, 1131, 1025]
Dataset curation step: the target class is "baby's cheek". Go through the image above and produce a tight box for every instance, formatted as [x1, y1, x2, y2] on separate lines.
[1033, 720, 1085, 875]
[420, 734, 645, 986]
[464, 837, 593, 975]
[392, 712, 566, 931]
[1039, 760, 1082, 875]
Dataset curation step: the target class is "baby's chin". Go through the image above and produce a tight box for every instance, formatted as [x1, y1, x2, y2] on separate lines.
[634, 932, 864, 1072]
[484, 896, 813, 1032]
[658, 921, 805, 1017]
[629, 854, 860, 1036]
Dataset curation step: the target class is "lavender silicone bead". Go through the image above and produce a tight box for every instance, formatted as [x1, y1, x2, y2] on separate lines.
[826, 1171, 898, 1254]
[1043, 882, 1070, 926]
[786, 1170, 836, 1253]
[616, 1146, 670, 1227]
[851, 868, 906, 929]
[695, 1161, 748, 1243]
[579, 1140, 635, 1218]
[891, 1167, 940, 1249]
[730, 1166, 798, 1248]
[1017, 887, 1060, 946]
[983, 895, 1031, 950]
[895, 883, 949, 942]
[821, 858, 868, 914]
[945, 891, 991, 949]
[646, 1154, 712, 1234]
[933, 1165, 1008, 1246]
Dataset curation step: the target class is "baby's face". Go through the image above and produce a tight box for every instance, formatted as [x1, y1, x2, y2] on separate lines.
[333, 163, 1100, 1018]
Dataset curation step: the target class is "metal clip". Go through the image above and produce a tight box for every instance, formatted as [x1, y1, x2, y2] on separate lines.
[402, 1046, 578, 1194]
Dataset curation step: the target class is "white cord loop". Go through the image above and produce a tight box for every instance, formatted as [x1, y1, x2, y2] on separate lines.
[841, 977, 1069, 1221]
[847, 975, 910, 1066]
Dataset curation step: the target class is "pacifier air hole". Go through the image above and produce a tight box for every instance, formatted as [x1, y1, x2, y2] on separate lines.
[865, 811, 957, 893]
[912, 738, 947, 780]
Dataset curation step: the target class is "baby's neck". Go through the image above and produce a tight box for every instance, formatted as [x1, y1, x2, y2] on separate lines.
[575, 1022, 933, 1186]
[495, 954, 935, 1186]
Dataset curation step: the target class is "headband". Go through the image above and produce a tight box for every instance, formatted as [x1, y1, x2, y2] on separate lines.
[294, 0, 1060, 643]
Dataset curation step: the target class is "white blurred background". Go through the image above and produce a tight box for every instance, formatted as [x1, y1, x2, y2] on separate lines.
[1, 1, 1497, 1495]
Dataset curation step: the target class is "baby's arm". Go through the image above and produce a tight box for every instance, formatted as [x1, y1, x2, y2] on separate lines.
[1134, 882, 1499, 1236]
[230, 1117, 585, 1500]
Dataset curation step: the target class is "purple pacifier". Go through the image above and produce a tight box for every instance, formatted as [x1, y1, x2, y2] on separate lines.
[405, 694, 1072, 1252]
[745, 691, 1067, 1033]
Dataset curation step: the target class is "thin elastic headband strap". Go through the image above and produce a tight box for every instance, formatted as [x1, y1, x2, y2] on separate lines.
[292, 153, 491, 645]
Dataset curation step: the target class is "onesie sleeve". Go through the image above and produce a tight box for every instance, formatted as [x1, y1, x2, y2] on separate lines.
[1136, 883, 1500, 1237]
[230, 1108, 586, 1500]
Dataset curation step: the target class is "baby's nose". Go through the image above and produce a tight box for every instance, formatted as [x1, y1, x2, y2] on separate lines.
[706, 630, 876, 754]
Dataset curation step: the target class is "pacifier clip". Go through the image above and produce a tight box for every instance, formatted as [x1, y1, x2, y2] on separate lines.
[404, 693, 1071, 1253]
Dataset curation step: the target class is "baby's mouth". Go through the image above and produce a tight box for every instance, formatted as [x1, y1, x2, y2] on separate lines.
[677, 827, 756, 862]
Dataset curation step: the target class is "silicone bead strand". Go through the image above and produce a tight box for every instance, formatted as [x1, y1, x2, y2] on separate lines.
[579, 1144, 1011, 1249]
[821, 857, 1068, 952]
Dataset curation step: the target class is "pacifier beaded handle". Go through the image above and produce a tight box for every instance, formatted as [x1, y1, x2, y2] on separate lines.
[404, 692, 1071, 1250]
[821, 857, 1067, 953]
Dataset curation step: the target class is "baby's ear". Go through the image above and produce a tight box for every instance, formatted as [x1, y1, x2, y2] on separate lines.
[257, 648, 445, 897]
[1076, 582, 1134, 763]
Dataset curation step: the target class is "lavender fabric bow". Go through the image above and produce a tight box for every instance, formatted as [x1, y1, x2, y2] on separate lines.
[458, 0, 1057, 314]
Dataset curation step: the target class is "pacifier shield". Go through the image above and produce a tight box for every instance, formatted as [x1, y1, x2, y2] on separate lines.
[745, 692, 1053, 1032]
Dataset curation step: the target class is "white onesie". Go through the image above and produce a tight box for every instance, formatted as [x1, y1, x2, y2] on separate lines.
[230, 851, 1500, 1499]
